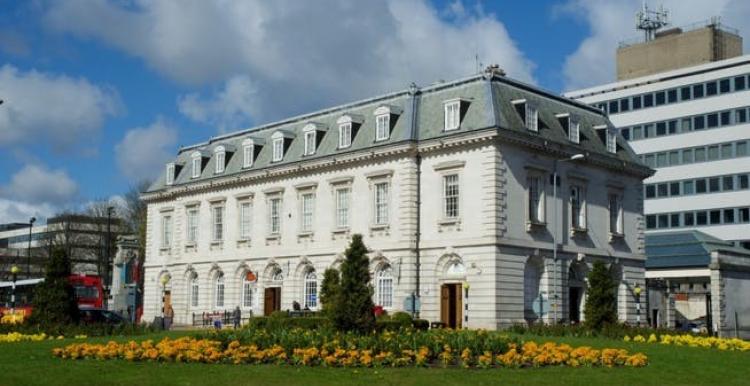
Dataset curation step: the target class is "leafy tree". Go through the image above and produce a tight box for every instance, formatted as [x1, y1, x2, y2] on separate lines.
[332, 234, 375, 332]
[583, 260, 617, 330]
[28, 247, 79, 327]
[319, 268, 341, 317]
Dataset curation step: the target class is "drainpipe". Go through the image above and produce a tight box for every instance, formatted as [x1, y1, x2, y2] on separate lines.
[414, 153, 422, 319]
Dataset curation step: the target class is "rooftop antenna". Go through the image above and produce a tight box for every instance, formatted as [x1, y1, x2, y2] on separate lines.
[636, 1, 669, 42]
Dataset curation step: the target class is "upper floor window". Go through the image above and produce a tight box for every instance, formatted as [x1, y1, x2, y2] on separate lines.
[334, 186, 351, 228]
[242, 137, 263, 168]
[269, 197, 282, 234]
[513, 99, 538, 132]
[211, 205, 224, 242]
[191, 151, 203, 178]
[527, 174, 544, 223]
[272, 137, 284, 162]
[186, 206, 199, 244]
[444, 100, 461, 131]
[271, 131, 293, 163]
[607, 131, 617, 154]
[161, 214, 173, 248]
[569, 120, 580, 144]
[300, 192, 315, 232]
[443, 174, 459, 219]
[570, 184, 586, 229]
[339, 122, 352, 148]
[374, 182, 390, 225]
[304, 130, 316, 156]
[165, 163, 175, 186]
[376, 266, 393, 308]
[608, 192, 624, 235]
[214, 146, 226, 174]
[239, 201, 252, 240]
[373, 105, 401, 142]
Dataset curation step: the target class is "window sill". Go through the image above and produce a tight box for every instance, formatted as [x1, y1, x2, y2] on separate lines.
[608, 232, 624, 242]
[570, 227, 588, 237]
[266, 234, 281, 241]
[332, 227, 350, 234]
[210, 241, 223, 251]
[370, 223, 390, 231]
[236, 239, 251, 248]
[297, 231, 314, 240]
[438, 217, 461, 225]
[525, 221, 547, 232]
[159, 246, 171, 253]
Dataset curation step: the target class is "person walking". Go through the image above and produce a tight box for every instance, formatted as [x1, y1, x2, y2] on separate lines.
[163, 304, 174, 330]
[233, 306, 241, 329]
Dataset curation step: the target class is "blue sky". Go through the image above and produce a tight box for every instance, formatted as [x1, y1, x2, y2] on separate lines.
[1, 0, 748, 223]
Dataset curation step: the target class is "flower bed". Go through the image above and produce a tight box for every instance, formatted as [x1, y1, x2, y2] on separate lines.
[624, 334, 750, 351]
[53, 329, 648, 368]
[0, 332, 87, 343]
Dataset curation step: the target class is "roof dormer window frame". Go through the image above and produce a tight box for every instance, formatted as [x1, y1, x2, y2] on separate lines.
[191, 151, 206, 179]
[271, 130, 294, 163]
[443, 98, 469, 132]
[336, 114, 363, 149]
[165, 163, 176, 186]
[594, 124, 617, 154]
[241, 137, 264, 169]
[302, 123, 327, 156]
[214, 145, 226, 174]
[512, 98, 538, 132]
[556, 113, 580, 144]
[373, 105, 402, 142]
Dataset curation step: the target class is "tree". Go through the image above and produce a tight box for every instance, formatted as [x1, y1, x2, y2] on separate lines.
[28, 247, 79, 327]
[583, 260, 618, 330]
[332, 234, 375, 332]
[320, 268, 341, 317]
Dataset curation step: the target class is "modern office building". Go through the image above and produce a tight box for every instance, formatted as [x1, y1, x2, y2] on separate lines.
[141, 67, 652, 329]
[567, 20, 750, 337]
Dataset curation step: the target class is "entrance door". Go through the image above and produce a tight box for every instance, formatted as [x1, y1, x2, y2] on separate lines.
[569, 287, 581, 323]
[440, 283, 463, 329]
[162, 291, 172, 315]
[264, 287, 281, 316]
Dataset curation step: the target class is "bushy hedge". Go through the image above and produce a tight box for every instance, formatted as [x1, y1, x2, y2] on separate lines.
[508, 322, 686, 340]
[242, 312, 429, 332]
[0, 321, 157, 337]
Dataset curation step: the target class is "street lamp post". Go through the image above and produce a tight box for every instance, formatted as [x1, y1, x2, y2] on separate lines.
[27, 217, 36, 278]
[551, 153, 585, 324]
[105, 206, 114, 308]
[10, 265, 19, 312]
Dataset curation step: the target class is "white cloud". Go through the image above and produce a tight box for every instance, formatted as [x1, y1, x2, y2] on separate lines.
[0, 164, 80, 223]
[177, 75, 260, 132]
[115, 120, 178, 182]
[45, 0, 535, 125]
[0, 64, 120, 151]
[560, 0, 750, 91]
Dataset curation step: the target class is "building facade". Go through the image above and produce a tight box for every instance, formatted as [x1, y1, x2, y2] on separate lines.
[142, 69, 652, 329]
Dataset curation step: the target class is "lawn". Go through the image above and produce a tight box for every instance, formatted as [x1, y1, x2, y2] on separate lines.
[0, 331, 746, 386]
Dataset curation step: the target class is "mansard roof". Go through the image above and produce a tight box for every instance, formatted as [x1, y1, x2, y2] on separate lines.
[147, 72, 650, 194]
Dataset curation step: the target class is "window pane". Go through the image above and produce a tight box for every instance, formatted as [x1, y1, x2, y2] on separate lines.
[721, 144, 733, 159]
[710, 210, 721, 224]
[668, 120, 678, 134]
[683, 180, 694, 195]
[681, 86, 691, 100]
[645, 185, 656, 198]
[632, 96, 642, 109]
[658, 214, 668, 228]
[656, 122, 666, 136]
[669, 151, 679, 165]
[696, 179, 707, 193]
[707, 145, 719, 161]
[719, 79, 730, 93]
[736, 109, 747, 123]
[737, 141, 747, 157]
[644, 94, 654, 107]
[681, 118, 692, 132]
[723, 176, 734, 191]
[721, 111, 731, 126]
[693, 84, 704, 98]
[444, 174, 460, 218]
[670, 213, 680, 227]
[608, 101, 618, 114]
[739, 175, 749, 189]
[670, 182, 680, 196]
[655, 91, 665, 105]
[735, 76, 746, 91]
[709, 177, 720, 192]
[707, 113, 718, 128]
[667, 89, 677, 103]
[684, 212, 694, 226]
[724, 209, 735, 224]
[620, 99, 630, 112]
[657, 184, 668, 197]
[740, 208, 750, 223]
[696, 211, 707, 225]
[682, 149, 694, 164]
[694, 147, 706, 162]
[646, 215, 656, 229]
[706, 81, 717, 96]
[693, 115, 705, 130]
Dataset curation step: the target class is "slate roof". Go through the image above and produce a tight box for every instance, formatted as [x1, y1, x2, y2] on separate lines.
[147, 72, 649, 193]
[645, 231, 750, 269]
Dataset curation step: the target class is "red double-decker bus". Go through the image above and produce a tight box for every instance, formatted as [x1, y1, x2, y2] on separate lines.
[0, 274, 104, 320]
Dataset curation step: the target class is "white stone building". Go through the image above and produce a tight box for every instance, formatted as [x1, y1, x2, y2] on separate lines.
[142, 69, 652, 329]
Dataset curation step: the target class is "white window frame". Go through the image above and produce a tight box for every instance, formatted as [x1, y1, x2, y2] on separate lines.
[189, 273, 199, 308]
[334, 186, 351, 229]
[186, 206, 199, 245]
[376, 266, 393, 309]
[526, 104, 539, 132]
[303, 270, 318, 309]
[608, 192, 624, 235]
[211, 205, 224, 242]
[338, 122, 352, 149]
[375, 114, 390, 141]
[374, 181, 390, 225]
[299, 192, 315, 233]
[165, 163, 175, 185]
[569, 119, 580, 144]
[241, 275, 254, 309]
[214, 146, 226, 174]
[238, 200, 252, 241]
[268, 196, 282, 235]
[569, 184, 587, 230]
[214, 273, 225, 309]
[607, 130, 617, 153]
[444, 100, 461, 131]
[243, 144, 254, 168]
[442, 173, 460, 219]
[191, 152, 202, 178]
[272, 137, 284, 162]
[161, 214, 173, 248]
[526, 173, 545, 224]
[303, 130, 316, 156]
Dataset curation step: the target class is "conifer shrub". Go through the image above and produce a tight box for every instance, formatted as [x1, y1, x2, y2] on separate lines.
[583, 260, 618, 331]
[27, 247, 80, 328]
[331, 234, 375, 332]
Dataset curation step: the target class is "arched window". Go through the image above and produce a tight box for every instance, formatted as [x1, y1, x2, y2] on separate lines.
[523, 257, 545, 321]
[376, 266, 393, 308]
[214, 272, 225, 309]
[272, 268, 284, 282]
[304, 270, 317, 309]
[242, 273, 254, 309]
[446, 261, 466, 277]
[189, 273, 199, 309]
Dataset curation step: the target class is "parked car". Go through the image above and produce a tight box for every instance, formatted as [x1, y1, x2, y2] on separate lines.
[79, 308, 128, 325]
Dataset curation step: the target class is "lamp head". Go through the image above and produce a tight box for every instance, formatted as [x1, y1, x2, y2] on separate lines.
[30, 217, 36, 224]
[160, 275, 170, 286]
[570, 154, 585, 161]
[11, 266, 20, 274]
[634, 283, 642, 296]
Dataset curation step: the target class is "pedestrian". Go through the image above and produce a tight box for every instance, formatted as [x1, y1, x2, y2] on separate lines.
[163, 304, 174, 330]
[233, 306, 241, 329]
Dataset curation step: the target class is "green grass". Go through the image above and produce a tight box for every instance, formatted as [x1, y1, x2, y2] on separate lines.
[0, 332, 746, 386]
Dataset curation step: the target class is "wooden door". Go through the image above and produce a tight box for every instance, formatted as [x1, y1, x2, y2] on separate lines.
[440, 285, 450, 326]
[162, 291, 172, 314]
[454, 284, 463, 329]
[440, 284, 463, 329]
[264, 288, 281, 316]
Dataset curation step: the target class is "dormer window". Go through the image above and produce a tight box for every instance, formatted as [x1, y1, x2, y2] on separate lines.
[191, 151, 203, 178]
[443, 98, 471, 132]
[242, 137, 263, 168]
[556, 113, 579, 144]
[336, 114, 362, 149]
[214, 146, 226, 174]
[373, 105, 402, 142]
[513, 99, 538, 132]
[607, 131, 617, 153]
[301, 123, 326, 156]
[304, 130, 316, 155]
[165, 163, 175, 186]
[271, 130, 294, 162]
